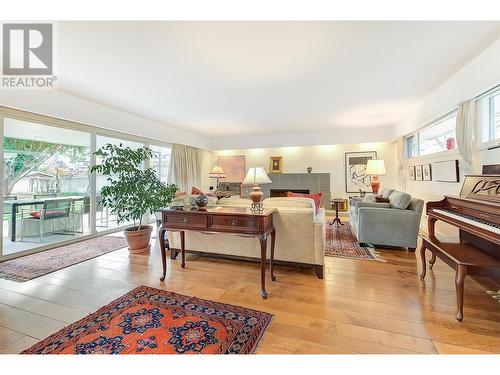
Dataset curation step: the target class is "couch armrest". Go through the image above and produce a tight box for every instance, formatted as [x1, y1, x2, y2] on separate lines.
[355, 201, 391, 213]
[357, 207, 421, 248]
[349, 197, 364, 206]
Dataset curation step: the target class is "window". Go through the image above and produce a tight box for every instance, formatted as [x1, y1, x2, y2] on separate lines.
[405, 112, 457, 158]
[149, 145, 171, 183]
[481, 90, 500, 143]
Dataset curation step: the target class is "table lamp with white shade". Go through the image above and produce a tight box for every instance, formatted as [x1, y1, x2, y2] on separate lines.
[365, 159, 386, 194]
[209, 165, 226, 190]
[242, 167, 272, 212]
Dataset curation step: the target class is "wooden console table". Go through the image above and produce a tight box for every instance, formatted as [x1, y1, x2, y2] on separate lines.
[159, 206, 277, 299]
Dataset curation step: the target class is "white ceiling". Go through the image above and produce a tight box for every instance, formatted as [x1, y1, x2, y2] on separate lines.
[56, 21, 500, 145]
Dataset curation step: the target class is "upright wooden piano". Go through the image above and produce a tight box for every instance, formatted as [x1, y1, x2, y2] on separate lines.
[419, 174, 500, 321]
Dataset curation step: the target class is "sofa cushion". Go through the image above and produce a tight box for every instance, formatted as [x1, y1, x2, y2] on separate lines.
[380, 189, 395, 198]
[389, 191, 412, 210]
[287, 192, 322, 213]
[362, 195, 375, 202]
[374, 196, 390, 203]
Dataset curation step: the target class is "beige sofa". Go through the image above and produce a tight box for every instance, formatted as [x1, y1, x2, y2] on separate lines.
[166, 195, 326, 278]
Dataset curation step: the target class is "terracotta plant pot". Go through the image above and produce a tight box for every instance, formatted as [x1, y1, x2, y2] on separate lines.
[124, 225, 153, 254]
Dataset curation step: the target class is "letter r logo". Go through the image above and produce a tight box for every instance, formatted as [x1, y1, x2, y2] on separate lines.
[2, 24, 53, 75]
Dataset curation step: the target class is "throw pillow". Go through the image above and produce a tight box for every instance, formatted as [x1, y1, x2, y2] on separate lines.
[287, 192, 323, 213]
[389, 191, 412, 210]
[191, 186, 204, 195]
[362, 195, 375, 202]
[375, 196, 390, 203]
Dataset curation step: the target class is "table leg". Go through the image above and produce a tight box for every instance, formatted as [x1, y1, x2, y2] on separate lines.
[159, 228, 167, 281]
[270, 228, 276, 282]
[429, 253, 436, 270]
[180, 231, 186, 269]
[419, 243, 427, 279]
[11, 204, 17, 242]
[259, 233, 268, 299]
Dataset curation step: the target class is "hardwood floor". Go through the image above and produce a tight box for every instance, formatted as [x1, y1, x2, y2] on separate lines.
[0, 226, 499, 354]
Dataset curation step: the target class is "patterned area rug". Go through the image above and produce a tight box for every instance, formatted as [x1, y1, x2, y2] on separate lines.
[22, 286, 273, 354]
[325, 222, 383, 261]
[0, 236, 127, 282]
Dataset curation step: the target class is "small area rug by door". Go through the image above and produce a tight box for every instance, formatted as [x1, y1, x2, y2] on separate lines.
[0, 236, 127, 282]
[325, 222, 383, 261]
[22, 285, 273, 354]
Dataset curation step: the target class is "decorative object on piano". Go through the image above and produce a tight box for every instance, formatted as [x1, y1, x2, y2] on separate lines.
[365, 159, 386, 194]
[434, 159, 460, 183]
[242, 167, 272, 213]
[422, 164, 432, 181]
[415, 165, 423, 181]
[217, 155, 246, 182]
[408, 166, 416, 180]
[209, 165, 226, 190]
[446, 136, 456, 150]
[345, 151, 377, 193]
[269, 156, 283, 174]
[195, 194, 209, 208]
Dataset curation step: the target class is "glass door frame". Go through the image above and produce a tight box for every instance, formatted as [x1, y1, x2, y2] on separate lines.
[0, 105, 172, 261]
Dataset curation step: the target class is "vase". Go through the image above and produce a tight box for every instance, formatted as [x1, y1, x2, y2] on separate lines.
[195, 194, 209, 208]
[446, 137, 455, 150]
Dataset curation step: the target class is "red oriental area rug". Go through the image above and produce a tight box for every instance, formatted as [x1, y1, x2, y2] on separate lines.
[325, 222, 384, 261]
[22, 286, 273, 354]
[0, 236, 127, 282]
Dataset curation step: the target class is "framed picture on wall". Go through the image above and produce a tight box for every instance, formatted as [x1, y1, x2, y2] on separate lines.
[269, 156, 283, 174]
[408, 166, 416, 180]
[423, 164, 432, 181]
[434, 160, 460, 182]
[345, 151, 377, 193]
[217, 155, 246, 182]
[415, 165, 423, 181]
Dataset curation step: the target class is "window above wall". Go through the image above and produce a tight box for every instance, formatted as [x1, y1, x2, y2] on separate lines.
[405, 111, 457, 158]
[479, 88, 500, 145]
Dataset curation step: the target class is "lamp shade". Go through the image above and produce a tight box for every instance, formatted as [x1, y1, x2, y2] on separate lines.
[365, 160, 386, 175]
[242, 167, 272, 184]
[209, 165, 226, 179]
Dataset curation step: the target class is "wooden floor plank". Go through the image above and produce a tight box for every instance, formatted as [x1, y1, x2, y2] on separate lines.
[0, 228, 499, 354]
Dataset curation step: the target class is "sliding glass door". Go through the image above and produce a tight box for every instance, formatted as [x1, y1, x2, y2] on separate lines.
[2, 117, 91, 257]
[0, 109, 172, 260]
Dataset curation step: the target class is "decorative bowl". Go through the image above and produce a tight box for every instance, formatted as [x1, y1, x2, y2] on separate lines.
[189, 197, 198, 207]
[195, 194, 209, 208]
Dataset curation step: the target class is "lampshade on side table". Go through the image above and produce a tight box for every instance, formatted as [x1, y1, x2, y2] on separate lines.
[365, 159, 386, 195]
[209, 165, 226, 190]
[242, 167, 272, 213]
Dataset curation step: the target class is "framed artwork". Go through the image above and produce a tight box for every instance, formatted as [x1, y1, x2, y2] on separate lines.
[415, 165, 423, 181]
[408, 166, 416, 180]
[344, 151, 377, 193]
[217, 155, 246, 182]
[269, 156, 283, 174]
[434, 160, 460, 182]
[423, 164, 432, 181]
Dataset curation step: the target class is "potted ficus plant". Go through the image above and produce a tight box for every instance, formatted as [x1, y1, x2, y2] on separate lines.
[91, 144, 177, 253]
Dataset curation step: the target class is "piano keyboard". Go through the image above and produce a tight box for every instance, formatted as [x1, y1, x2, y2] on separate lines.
[432, 209, 500, 235]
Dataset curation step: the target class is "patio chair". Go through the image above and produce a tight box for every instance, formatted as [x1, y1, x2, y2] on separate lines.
[20, 198, 73, 242]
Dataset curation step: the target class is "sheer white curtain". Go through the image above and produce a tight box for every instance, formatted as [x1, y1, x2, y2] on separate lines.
[168, 144, 204, 193]
[396, 137, 406, 192]
[455, 100, 475, 174]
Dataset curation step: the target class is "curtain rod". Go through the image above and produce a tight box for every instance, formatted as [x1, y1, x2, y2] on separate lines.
[473, 82, 500, 100]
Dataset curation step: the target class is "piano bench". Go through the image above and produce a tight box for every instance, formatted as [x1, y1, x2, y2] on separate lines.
[418, 234, 500, 322]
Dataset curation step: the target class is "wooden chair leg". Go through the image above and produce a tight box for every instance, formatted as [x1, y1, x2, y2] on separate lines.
[455, 265, 467, 322]
[419, 243, 427, 279]
[429, 253, 436, 270]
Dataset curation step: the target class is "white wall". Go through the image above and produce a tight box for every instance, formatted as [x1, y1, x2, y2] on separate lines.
[396, 37, 500, 237]
[211, 142, 397, 201]
[0, 90, 211, 150]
